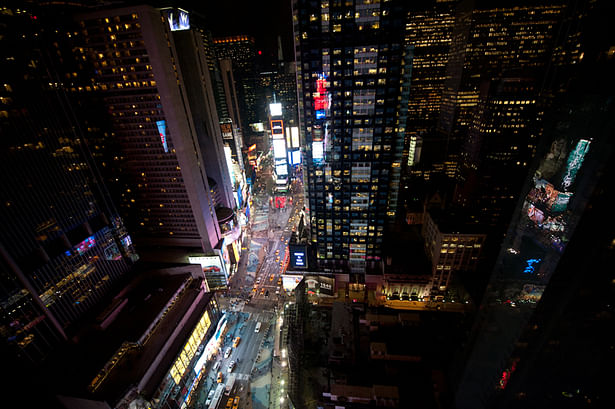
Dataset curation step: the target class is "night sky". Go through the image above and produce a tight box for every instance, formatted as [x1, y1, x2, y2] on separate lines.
[184, 0, 295, 64]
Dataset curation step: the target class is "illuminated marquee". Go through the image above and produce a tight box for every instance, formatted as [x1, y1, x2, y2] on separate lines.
[156, 120, 169, 153]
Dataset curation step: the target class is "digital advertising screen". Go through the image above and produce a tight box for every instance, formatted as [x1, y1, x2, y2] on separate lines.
[220, 122, 233, 140]
[312, 141, 324, 161]
[289, 244, 307, 268]
[273, 139, 287, 159]
[291, 150, 301, 165]
[188, 255, 227, 290]
[269, 103, 283, 117]
[276, 164, 288, 176]
[156, 120, 169, 153]
[164, 9, 190, 31]
[291, 127, 300, 148]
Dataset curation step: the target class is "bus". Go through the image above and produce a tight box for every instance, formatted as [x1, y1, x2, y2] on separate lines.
[207, 384, 226, 409]
[224, 373, 237, 396]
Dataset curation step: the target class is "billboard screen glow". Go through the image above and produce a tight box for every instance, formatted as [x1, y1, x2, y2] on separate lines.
[291, 127, 300, 148]
[273, 139, 287, 159]
[312, 141, 324, 160]
[291, 150, 301, 165]
[276, 164, 288, 176]
[156, 120, 169, 152]
[269, 103, 283, 117]
[270, 120, 284, 138]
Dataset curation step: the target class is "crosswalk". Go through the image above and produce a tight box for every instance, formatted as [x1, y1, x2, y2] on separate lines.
[236, 373, 250, 381]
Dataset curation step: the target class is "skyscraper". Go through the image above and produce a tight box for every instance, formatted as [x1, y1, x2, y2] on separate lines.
[0, 3, 136, 362]
[293, 0, 411, 275]
[214, 35, 258, 132]
[452, 3, 615, 401]
[437, 0, 568, 171]
[76, 5, 227, 253]
[404, 0, 456, 135]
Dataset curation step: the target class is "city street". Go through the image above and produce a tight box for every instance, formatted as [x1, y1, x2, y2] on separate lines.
[189, 158, 303, 409]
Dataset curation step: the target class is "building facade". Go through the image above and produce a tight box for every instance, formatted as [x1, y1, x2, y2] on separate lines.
[293, 0, 412, 274]
[0, 3, 136, 364]
[76, 6, 225, 252]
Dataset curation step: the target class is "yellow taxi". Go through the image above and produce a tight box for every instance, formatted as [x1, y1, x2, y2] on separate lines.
[278, 278, 282, 285]
[233, 336, 241, 347]
[270, 274, 275, 281]
[232, 396, 240, 409]
[275, 249, 280, 255]
[217, 371, 223, 383]
[260, 288, 266, 295]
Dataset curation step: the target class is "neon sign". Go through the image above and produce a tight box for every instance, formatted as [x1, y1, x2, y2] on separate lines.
[523, 258, 542, 274]
[156, 120, 169, 152]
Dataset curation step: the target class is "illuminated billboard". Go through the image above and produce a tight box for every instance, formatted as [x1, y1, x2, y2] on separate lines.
[290, 244, 307, 269]
[314, 73, 330, 112]
[220, 122, 233, 140]
[290, 127, 300, 148]
[276, 164, 288, 176]
[270, 120, 284, 138]
[188, 255, 227, 290]
[273, 139, 287, 159]
[250, 122, 264, 132]
[269, 103, 283, 117]
[156, 120, 169, 153]
[291, 150, 301, 165]
[164, 9, 190, 31]
[312, 141, 324, 161]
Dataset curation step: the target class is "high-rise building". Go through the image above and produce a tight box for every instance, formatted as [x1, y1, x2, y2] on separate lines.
[437, 0, 568, 172]
[0, 3, 136, 363]
[76, 6, 227, 253]
[293, 0, 412, 275]
[404, 0, 456, 135]
[454, 76, 541, 229]
[452, 7, 615, 402]
[213, 35, 258, 132]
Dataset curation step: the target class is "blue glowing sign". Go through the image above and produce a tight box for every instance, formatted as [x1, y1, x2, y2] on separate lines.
[523, 258, 542, 274]
[156, 120, 169, 153]
[292, 251, 305, 267]
[315, 110, 325, 119]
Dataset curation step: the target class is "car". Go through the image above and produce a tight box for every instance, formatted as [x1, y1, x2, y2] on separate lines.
[275, 256, 280, 262]
[217, 371, 223, 383]
[213, 361, 221, 371]
[256, 277, 261, 283]
[275, 250, 280, 255]
[252, 287, 257, 293]
[265, 290, 270, 297]
[224, 347, 232, 358]
[233, 336, 241, 347]
[260, 288, 265, 295]
[270, 274, 274, 281]
[225, 398, 233, 409]
[205, 389, 215, 406]
[232, 396, 240, 409]
[275, 289, 280, 295]
[255, 322, 261, 333]
[228, 360, 236, 372]
[278, 278, 282, 285]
